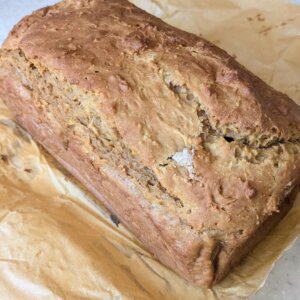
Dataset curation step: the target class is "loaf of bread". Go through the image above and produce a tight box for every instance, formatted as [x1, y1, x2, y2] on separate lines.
[0, 0, 300, 287]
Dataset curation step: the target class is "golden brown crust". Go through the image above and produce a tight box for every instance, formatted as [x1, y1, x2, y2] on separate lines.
[4, 0, 300, 151]
[1, 0, 300, 287]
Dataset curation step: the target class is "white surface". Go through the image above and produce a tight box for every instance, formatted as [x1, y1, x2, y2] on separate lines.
[253, 242, 300, 300]
[0, 0, 57, 45]
[0, 1, 299, 299]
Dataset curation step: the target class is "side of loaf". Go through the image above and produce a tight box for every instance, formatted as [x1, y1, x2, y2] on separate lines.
[0, 0, 300, 287]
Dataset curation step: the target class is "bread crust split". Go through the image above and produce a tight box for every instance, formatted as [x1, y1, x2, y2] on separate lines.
[0, 0, 300, 287]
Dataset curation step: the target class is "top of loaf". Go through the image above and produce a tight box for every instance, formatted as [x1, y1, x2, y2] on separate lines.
[4, 0, 300, 166]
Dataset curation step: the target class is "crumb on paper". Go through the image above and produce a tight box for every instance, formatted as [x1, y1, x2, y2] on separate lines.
[259, 25, 273, 35]
[1, 154, 8, 163]
[256, 13, 265, 22]
[24, 168, 32, 173]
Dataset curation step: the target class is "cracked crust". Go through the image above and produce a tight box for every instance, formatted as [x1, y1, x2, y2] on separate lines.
[0, 0, 300, 287]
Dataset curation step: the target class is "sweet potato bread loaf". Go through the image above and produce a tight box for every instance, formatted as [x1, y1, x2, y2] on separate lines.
[0, 0, 300, 287]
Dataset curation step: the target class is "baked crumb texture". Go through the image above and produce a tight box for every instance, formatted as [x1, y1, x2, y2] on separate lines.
[0, 0, 300, 287]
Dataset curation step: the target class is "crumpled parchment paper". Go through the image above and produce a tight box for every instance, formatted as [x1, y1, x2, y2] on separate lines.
[0, 0, 300, 299]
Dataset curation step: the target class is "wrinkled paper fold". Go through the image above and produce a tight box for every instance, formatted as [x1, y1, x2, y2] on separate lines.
[0, 0, 300, 299]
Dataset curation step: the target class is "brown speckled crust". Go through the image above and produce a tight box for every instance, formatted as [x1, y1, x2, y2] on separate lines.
[0, 0, 300, 287]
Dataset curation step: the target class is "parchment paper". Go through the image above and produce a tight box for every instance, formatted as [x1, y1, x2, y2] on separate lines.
[0, 0, 300, 299]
